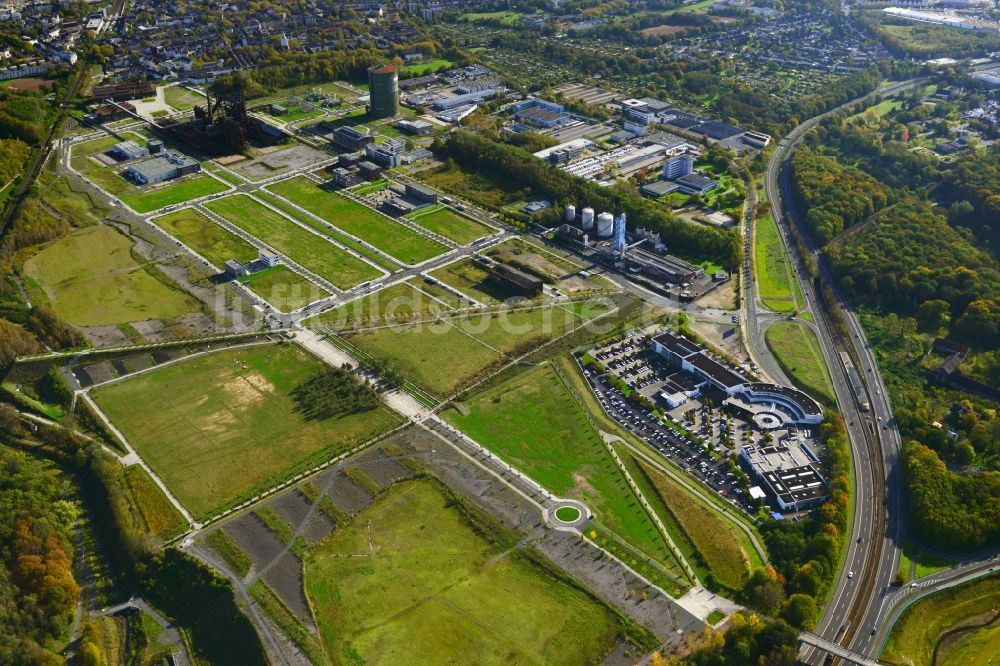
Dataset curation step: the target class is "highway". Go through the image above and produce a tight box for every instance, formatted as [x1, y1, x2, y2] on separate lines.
[757, 77, 926, 663]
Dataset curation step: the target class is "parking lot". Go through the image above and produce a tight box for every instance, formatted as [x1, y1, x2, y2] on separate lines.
[580, 334, 758, 513]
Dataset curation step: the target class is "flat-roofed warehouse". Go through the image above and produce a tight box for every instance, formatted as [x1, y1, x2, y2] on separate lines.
[488, 263, 543, 297]
[124, 150, 200, 185]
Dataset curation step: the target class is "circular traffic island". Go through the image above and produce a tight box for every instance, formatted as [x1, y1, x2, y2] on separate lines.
[555, 506, 581, 522]
[549, 500, 590, 530]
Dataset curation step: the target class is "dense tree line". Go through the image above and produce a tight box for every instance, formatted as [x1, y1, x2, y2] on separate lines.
[903, 441, 1000, 550]
[0, 446, 79, 663]
[291, 367, 379, 420]
[749, 419, 849, 629]
[790, 146, 888, 245]
[0, 139, 30, 185]
[804, 115, 939, 191]
[862, 13, 1000, 58]
[940, 146, 1000, 257]
[661, 612, 799, 665]
[826, 201, 1000, 347]
[433, 131, 740, 267]
[0, 89, 52, 147]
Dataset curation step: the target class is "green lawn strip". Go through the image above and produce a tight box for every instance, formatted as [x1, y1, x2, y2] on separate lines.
[254, 505, 304, 554]
[205, 194, 382, 289]
[764, 321, 836, 407]
[90, 344, 404, 518]
[254, 190, 400, 273]
[239, 265, 329, 313]
[267, 176, 448, 264]
[303, 279, 449, 328]
[20, 225, 200, 327]
[611, 444, 699, 583]
[706, 609, 727, 624]
[122, 465, 187, 540]
[882, 573, 1000, 666]
[151, 207, 256, 268]
[406, 205, 492, 245]
[636, 457, 756, 592]
[898, 541, 954, 583]
[202, 162, 245, 186]
[305, 478, 653, 664]
[443, 363, 675, 569]
[754, 212, 796, 311]
[206, 530, 253, 578]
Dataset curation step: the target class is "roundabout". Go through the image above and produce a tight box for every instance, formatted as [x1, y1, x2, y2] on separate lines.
[548, 499, 591, 530]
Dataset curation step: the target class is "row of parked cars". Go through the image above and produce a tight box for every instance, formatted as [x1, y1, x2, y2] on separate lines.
[586, 370, 754, 513]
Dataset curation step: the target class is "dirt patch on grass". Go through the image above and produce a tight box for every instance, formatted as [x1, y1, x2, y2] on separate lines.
[641, 24, 687, 36]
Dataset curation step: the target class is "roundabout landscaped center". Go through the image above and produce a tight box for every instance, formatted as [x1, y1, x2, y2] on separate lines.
[555, 506, 581, 522]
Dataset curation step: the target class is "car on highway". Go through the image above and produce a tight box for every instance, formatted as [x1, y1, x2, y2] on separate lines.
[848, 571, 854, 579]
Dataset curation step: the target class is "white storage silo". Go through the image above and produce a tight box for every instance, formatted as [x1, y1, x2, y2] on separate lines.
[596, 212, 614, 238]
[565, 204, 576, 223]
[581, 207, 595, 230]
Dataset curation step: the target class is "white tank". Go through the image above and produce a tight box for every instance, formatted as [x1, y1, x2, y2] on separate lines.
[581, 207, 595, 230]
[565, 204, 576, 223]
[597, 212, 614, 238]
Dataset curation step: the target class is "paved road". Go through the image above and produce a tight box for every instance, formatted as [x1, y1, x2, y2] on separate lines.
[761, 77, 927, 662]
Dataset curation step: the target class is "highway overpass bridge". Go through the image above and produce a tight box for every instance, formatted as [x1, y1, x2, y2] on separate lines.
[800, 632, 882, 666]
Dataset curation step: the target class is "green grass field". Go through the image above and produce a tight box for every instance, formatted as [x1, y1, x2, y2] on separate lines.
[164, 85, 206, 111]
[266, 177, 448, 264]
[204, 194, 382, 289]
[305, 279, 452, 328]
[638, 459, 756, 590]
[306, 478, 636, 665]
[400, 58, 455, 74]
[430, 258, 525, 305]
[754, 213, 798, 312]
[21, 225, 200, 327]
[253, 191, 400, 273]
[882, 573, 1000, 666]
[123, 466, 186, 538]
[460, 10, 522, 23]
[345, 303, 590, 396]
[443, 364, 675, 567]
[764, 321, 836, 407]
[239, 266, 330, 312]
[91, 345, 403, 518]
[406, 205, 492, 245]
[152, 208, 257, 267]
